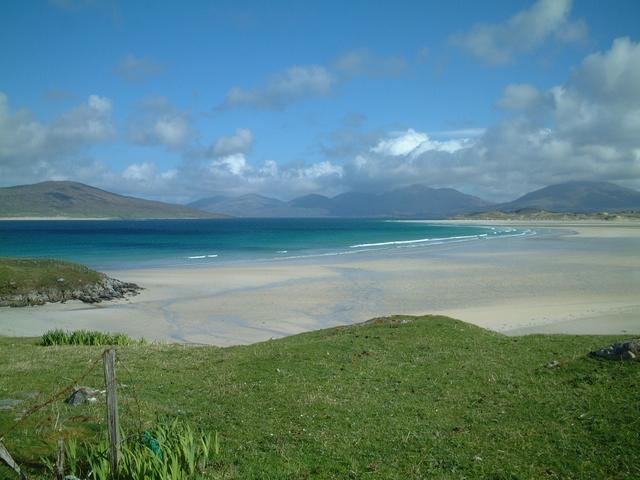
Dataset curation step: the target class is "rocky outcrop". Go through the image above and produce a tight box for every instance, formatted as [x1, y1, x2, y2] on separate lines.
[0, 275, 141, 307]
[590, 339, 640, 361]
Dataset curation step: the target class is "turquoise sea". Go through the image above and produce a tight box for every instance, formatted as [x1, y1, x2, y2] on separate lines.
[0, 219, 528, 270]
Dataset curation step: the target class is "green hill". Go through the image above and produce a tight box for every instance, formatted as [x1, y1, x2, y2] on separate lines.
[495, 181, 640, 213]
[0, 181, 225, 219]
[1, 316, 638, 478]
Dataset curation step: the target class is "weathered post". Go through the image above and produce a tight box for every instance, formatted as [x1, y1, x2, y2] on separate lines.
[55, 437, 65, 480]
[103, 348, 120, 477]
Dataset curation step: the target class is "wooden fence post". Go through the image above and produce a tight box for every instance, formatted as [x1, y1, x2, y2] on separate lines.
[103, 348, 120, 477]
[56, 437, 65, 480]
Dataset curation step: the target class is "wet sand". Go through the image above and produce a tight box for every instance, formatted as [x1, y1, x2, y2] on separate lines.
[1, 222, 638, 345]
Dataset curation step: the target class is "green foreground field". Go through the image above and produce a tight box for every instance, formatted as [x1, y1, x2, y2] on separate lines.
[1, 316, 639, 479]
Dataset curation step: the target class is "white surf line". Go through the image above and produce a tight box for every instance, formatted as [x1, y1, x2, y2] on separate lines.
[349, 234, 488, 248]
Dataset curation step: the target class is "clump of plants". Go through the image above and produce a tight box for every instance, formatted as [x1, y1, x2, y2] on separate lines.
[44, 419, 220, 479]
[40, 329, 145, 346]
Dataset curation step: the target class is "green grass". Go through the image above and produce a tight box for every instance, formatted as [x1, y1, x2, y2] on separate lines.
[42, 418, 220, 479]
[0, 257, 104, 306]
[1, 315, 638, 479]
[40, 329, 145, 346]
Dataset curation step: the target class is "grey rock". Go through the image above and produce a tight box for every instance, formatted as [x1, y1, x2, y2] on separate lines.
[546, 360, 560, 368]
[1, 274, 142, 307]
[590, 338, 640, 361]
[0, 399, 22, 410]
[622, 350, 637, 360]
[65, 386, 104, 406]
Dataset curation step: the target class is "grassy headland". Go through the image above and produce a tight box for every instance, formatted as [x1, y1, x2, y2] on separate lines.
[0, 257, 140, 306]
[1, 315, 638, 478]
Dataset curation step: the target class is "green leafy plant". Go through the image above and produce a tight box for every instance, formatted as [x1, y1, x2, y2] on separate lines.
[40, 329, 145, 346]
[45, 419, 220, 480]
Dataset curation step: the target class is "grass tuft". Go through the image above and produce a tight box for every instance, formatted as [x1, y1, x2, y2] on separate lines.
[40, 329, 145, 346]
[42, 418, 220, 480]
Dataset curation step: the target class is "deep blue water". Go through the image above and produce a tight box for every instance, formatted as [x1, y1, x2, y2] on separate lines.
[0, 218, 523, 269]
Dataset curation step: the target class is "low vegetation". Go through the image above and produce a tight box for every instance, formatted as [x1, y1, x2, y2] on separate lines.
[0, 257, 102, 300]
[0, 257, 140, 306]
[453, 209, 640, 221]
[42, 418, 219, 480]
[40, 329, 145, 346]
[1, 315, 638, 479]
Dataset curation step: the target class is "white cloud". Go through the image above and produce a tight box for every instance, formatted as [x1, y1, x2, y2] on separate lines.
[288, 161, 343, 179]
[552, 37, 640, 145]
[0, 93, 114, 184]
[211, 153, 249, 176]
[431, 128, 486, 138]
[221, 48, 409, 111]
[212, 128, 254, 156]
[153, 116, 191, 147]
[115, 54, 164, 82]
[259, 159, 279, 177]
[452, 0, 587, 65]
[128, 97, 194, 149]
[87, 94, 112, 113]
[5, 38, 640, 204]
[222, 65, 336, 110]
[372, 129, 471, 157]
[123, 162, 156, 181]
[498, 84, 547, 110]
[333, 49, 407, 78]
[49, 94, 114, 143]
[340, 37, 640, 200]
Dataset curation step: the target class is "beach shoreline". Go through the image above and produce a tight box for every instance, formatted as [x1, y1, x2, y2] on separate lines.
[1, 220, 638, 345]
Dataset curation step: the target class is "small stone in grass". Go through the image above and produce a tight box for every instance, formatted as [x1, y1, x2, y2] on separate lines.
[590, 339, 640, 361]
[65, 386, 103, 406]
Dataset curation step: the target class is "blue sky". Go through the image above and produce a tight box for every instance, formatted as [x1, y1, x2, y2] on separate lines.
[1, 0, 639, 202]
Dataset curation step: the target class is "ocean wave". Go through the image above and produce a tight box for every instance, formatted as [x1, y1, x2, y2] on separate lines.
[349, 233, 488, 248]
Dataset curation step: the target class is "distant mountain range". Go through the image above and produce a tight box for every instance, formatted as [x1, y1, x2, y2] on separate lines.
[0, 181, 226, 219]
[1, 180, 638, 220]
[189, 184, 490, 218]
[190, 181, 640, 218]
[491, 181, 640, 213]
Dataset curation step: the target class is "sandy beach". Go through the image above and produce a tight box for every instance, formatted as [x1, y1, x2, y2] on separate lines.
[1, 221, 638, 345]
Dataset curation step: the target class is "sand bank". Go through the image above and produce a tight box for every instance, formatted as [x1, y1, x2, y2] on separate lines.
[1, 222, 638, 345]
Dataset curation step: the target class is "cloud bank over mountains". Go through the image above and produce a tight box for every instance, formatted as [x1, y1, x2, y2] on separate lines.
[1, 0, 639, 204]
